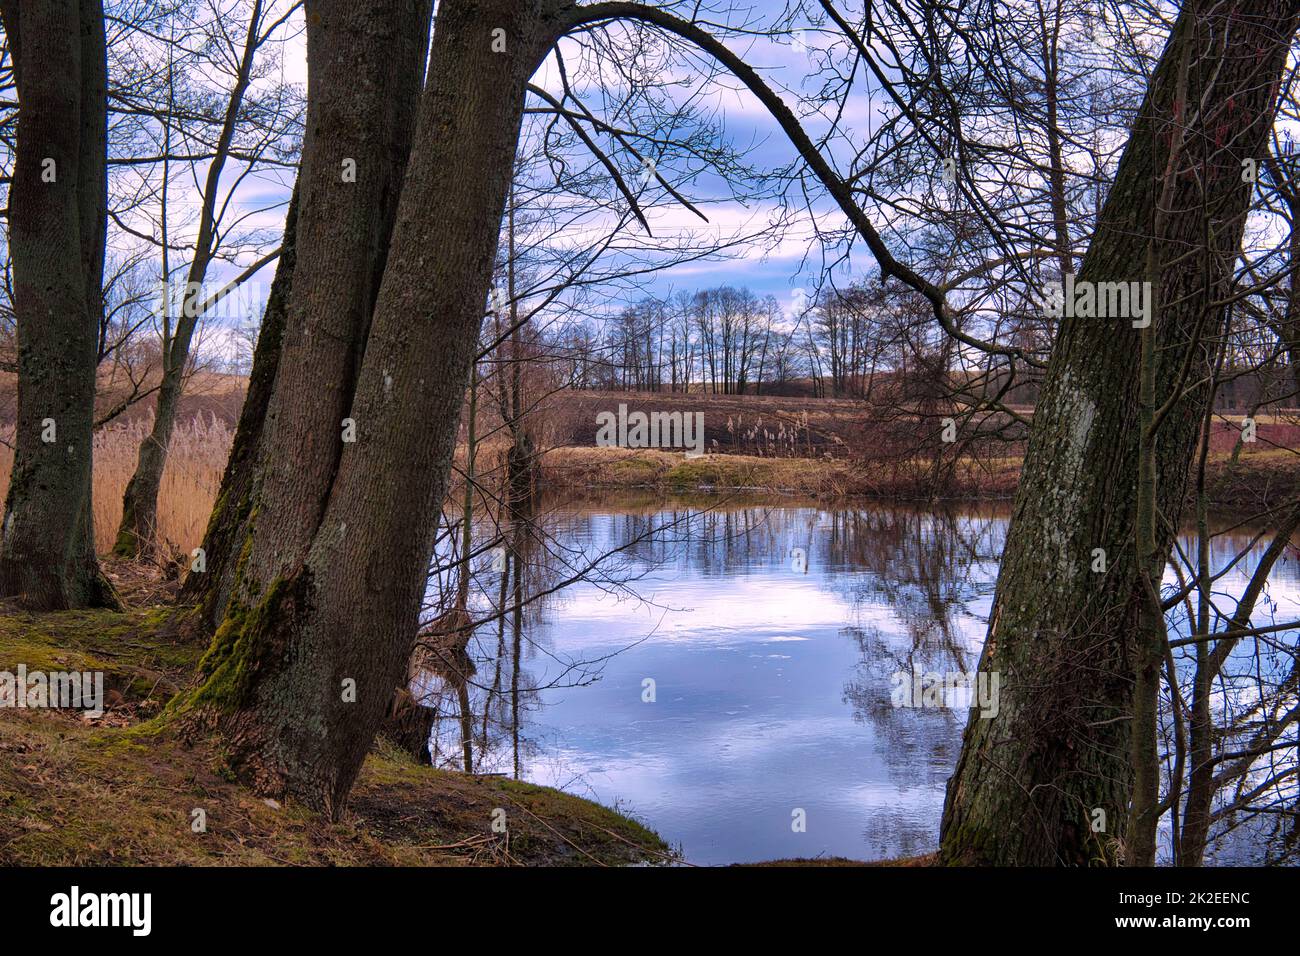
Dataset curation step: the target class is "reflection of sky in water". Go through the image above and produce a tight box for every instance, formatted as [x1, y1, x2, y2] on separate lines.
[428, 495, 1299, 865]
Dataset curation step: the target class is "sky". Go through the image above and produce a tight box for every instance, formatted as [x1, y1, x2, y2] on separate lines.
[171, 1, 1294, 363]
[167, 1, 883, 358]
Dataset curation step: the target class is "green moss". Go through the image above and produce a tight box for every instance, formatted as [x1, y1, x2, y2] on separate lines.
[0, 607, 201, 703]
[172, 574, 292, 715]
[200, 487, 231, 542]
[1, 586, 671, 867]
[139, 606, 174, 630]
[231, 524, 257, 598]
[1, 718, 672, 866]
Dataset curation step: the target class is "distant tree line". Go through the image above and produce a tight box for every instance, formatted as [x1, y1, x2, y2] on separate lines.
[552, 280, 955, 399]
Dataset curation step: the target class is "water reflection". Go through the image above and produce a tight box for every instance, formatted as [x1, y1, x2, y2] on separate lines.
[414, 492, 1296, 865]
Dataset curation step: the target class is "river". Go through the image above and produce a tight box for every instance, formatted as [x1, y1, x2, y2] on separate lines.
[419, 490, 1299, 865]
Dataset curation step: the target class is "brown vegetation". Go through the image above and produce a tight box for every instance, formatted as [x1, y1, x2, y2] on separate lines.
[0, 591, 669, 866]
[4, 372, 1294, 563]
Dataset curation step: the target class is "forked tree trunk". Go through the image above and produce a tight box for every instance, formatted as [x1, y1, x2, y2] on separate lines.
[179, 0, 431, 632]
[938, 0, 1300, 865]
[0, 0, 116, 610]
[176, 0, 571, 816]
[230, 0, 432, 605]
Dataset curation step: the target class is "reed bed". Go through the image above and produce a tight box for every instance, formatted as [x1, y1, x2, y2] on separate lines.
[0, 413, 232, 556]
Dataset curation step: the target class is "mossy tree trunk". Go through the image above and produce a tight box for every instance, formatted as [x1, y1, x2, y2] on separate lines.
[0, 0, 117, 610]
[178, 182, 299, 630]
[937, 0, 1300, 865]
[180, 0, 432, 631]
[178, 0, 572, 817]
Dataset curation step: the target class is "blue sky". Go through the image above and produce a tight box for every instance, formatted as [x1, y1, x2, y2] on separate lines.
[169, 2, 878, 355]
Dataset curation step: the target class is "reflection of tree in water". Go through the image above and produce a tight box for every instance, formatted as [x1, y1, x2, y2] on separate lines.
[421, 507, 549, 776]
[405, 493, 1296, 863]
[419, 493, 826, 779]
[418, 492, 737, 777]
[609, 500, 790, 580]
[859, 807, 945, 863]
[421, 495, 1010, 793]
[834, 507, 1006, 790]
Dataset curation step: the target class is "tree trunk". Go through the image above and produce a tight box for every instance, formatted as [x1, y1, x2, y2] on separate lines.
[377, 687, 435, 765]
[176, 0, 570, 817]
[178, 0, 431, 631]
[0, 0, 116, 610]
[114, 364, 182, 559]
[70, 0, 116, 608]
[178, 182, 300, 628]
[230, 0, 432, 604]
[938, 0, 1299, 865]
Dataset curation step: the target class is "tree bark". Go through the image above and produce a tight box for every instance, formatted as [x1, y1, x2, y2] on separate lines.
[938, 0, 1300, 865]
[177, 182, 300, 628]
[0, 0, 116, 609]
[231, 0, 432, 604]
[115, 364, 181, 558]
[70, 0, 116, 607]
[178, 0, 431, 632]
[176, 0, 570, 817]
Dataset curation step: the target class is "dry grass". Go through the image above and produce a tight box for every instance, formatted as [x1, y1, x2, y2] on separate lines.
[540, 445, 1021, 499]
[0, 413, 231, 556]
[0, 603, 671, 866]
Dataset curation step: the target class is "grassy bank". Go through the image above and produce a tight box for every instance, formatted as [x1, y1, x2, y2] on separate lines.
[5, 377, 1294, 559]
[0, 592, 670, 866]
[540, 445, 1300, 513]
[540, 446, 1022, 499]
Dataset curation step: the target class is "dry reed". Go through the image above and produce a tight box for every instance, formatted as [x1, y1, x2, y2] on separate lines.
[0, 412, 232, 556]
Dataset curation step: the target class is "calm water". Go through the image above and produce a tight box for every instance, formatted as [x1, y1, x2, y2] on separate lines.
[420, 491, 1300, 865]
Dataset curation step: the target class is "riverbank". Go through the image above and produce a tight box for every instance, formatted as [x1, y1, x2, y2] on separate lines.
[539, 445, 1300, 513]
[540, 446, 1022, 499]
[6, 384, 1293, 556]
[0, 586, 671, 866]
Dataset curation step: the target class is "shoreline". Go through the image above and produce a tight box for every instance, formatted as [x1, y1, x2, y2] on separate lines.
[0, 602, 672, 867]
[538, 445, 1297, 515]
